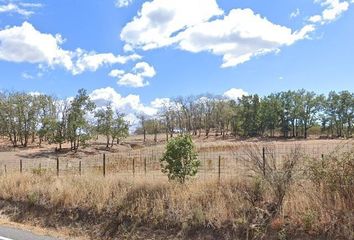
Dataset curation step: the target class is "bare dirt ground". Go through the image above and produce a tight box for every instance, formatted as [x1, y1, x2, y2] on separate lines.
[0, 134, 349, 162]
[0, 134, 352, 177]
[0, 134, 351, 162]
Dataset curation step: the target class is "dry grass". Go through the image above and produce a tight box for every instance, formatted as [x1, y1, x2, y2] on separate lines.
[0, 171, 352, 239]
[0, 140, 353, 239]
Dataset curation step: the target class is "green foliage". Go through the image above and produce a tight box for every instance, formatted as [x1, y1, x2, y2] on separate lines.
[160, 134, 199, 183]
[67, 89, 96, 151]
[308, 147, 354, 209]
[302, 210, 318, 231]
[32, 167, 46, 176]
[111, 112, 129, 145]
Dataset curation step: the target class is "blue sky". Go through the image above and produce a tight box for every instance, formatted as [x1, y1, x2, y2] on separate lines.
[0, 0, 353, 118]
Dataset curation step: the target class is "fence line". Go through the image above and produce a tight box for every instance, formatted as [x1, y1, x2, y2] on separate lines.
[0, 141, 352, 179]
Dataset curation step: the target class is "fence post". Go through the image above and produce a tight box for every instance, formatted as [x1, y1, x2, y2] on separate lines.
[321, 154, 324, 168]
[4, 165, 7, 175]
[39, 163, 41, 171]
[56, 157, 59, 176]
[262, 147, 266, 176]
[218, 155, 221, 182]
[20, 159, 22, 173]
[144, 157, 147, 175]
[133, 157, 135, 177]
[103, 154, 106, 177]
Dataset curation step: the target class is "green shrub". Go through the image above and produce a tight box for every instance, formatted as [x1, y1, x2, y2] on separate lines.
[160, 134, 199, 183]
[32, 167, 46, 176]
[308, 147, 354, 209]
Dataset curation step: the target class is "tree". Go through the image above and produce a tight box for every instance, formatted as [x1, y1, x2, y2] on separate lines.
[160, 134, 199, 183]
[95, 105, 114, 148]
[67, 89, 95, 151]
[137, 114, 147, 142]
[111, 112, 129, 146]
[53, 99, 69, 150]
[299, 91, 323, 139]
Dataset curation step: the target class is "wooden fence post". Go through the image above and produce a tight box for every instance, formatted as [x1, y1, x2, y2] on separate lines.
[79, 161, 82, 176]
[56, 157, 59, 176]
[133, 157, 135, 177]
[4, 165, 7, 175]
[103, 154, 106, 177]
[262, 147, 266, 176]
[144, 157, 147, 175]
[218, 155, 221, 182]
[20, 159, 22, 173]
[321, 154, 324, 168]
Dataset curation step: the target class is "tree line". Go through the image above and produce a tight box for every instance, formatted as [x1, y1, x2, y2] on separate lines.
[0, 88, 352, 149]
[0, 89, 129, 150]
[137, 89, 354, 141]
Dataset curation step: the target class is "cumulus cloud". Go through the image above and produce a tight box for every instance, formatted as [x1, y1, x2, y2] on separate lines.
[115, 0, 133, 8]
[0, 22, 140, 74]
[309, 0, 350, 24]
[121, 0, 317, 67]
[223, 88, 248, 101]
[89, 87, 166, 126]
[108, 69, 125, 77]
[0, 2, 42, 17]
[178, 9, 315, 67]
[0, 22, 73, 69]
[72, 50, 141, 75]
[120, 0, 223, 50]
[109, 61, 156, 87]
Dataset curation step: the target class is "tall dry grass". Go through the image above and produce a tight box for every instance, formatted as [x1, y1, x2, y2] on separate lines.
[0, 144, 353, 239]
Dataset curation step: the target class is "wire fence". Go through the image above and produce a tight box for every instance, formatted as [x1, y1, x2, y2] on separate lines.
[0, 140, 352, 180]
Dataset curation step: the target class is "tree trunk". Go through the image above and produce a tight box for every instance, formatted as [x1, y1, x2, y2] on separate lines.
[106, 135, 110, 148]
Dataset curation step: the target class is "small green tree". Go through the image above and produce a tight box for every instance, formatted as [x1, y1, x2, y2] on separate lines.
[160, 134, 199, 183]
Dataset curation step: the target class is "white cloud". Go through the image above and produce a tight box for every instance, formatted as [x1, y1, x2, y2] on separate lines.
[150, 97, 171, 109]
[134, 61, 156, 77]
[178, 9, 315, 67]
[108, 69, 125, 77]
[0, 22, 73, 69]
[121, 1, 316, 67]
[115, 0, 133, 8]
[290, 8, 300, 18]
[28, 91, 42, 96]
[309, 0, 350, 24]
[120, 0, 223, 50]
[0, 2, 42, 17]
[223, 88, 248, 101]
[0, 22, 140, 75]
[89, 87, 165, 126]
[72, 50, 141, 75]
[19, 3, 43, 8]
[21, 72, 34, 79]
[110, 61, 156, 87]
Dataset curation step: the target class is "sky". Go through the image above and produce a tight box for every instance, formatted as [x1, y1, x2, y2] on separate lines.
[0, 0, 353, 121]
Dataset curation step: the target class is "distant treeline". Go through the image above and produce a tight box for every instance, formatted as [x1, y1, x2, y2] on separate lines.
[0, 89, 129, 150]
[136, 89, 354, 140]
[0, 89, 352, 149]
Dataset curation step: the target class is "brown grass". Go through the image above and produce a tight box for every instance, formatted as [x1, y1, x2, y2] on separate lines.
[0, 170, 352, 239]
[0, 140, 353, 239]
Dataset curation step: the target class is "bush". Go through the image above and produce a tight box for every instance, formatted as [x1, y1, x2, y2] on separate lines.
[308, 147, 354, 209]
[160, 134, 199, 183]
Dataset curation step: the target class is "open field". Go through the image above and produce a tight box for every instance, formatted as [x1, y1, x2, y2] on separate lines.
[0, 136, 352, 179]
[0, 136, 353, 239]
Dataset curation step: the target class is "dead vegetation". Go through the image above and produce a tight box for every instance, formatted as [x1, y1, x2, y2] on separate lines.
[0, 142, 353, 239]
